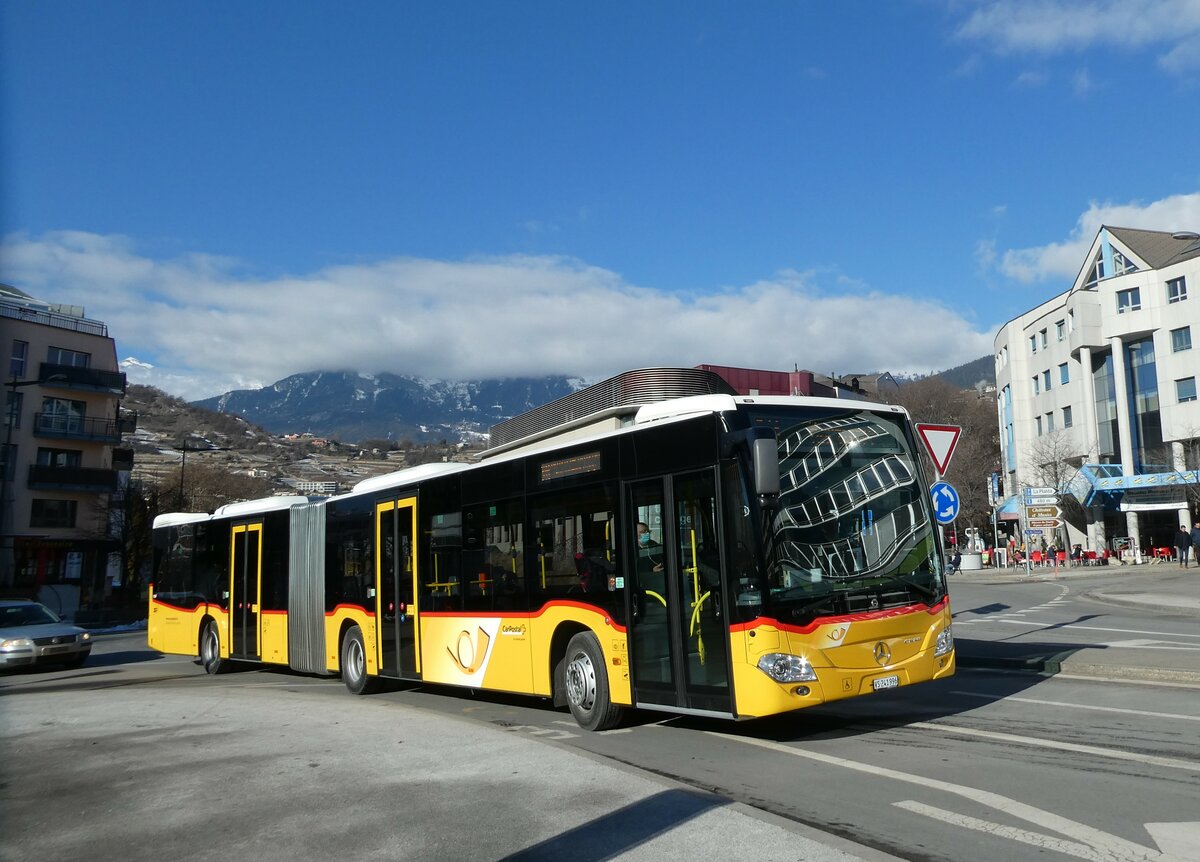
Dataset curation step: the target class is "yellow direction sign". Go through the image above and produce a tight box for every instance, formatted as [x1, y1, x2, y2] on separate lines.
[1026, 505, 1061, 519]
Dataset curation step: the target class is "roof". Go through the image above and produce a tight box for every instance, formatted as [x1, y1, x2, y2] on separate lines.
[1106, 226, 1200, 269]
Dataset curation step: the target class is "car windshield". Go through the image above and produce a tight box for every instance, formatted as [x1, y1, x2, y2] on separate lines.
[743, 406, 945, 621]
[0, 603, 62, 627]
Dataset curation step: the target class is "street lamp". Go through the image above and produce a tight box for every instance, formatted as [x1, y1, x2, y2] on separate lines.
[0, 373, 68, 581]
[175, 440, 232, 511]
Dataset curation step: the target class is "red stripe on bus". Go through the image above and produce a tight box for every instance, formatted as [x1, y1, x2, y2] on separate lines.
[422, 600, 624, 630]
[729, 596, 949, 634]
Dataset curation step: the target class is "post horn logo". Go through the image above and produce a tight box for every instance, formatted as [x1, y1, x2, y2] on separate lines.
[448, 626, 491, 674]
[873, 641, 892, 666]
[827, 626, 849, 643]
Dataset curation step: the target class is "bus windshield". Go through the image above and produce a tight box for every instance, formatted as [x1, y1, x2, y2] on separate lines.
[743, 406, 945, 622]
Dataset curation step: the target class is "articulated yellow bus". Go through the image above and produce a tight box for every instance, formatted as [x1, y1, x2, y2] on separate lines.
[149, 368, 954, 730]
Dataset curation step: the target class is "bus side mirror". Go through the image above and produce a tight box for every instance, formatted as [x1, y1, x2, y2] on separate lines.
[752, 437, 780, 499]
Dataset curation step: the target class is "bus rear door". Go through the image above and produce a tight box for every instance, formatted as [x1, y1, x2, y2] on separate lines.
[627, 470, 732, 717]
[375, 497, 420, 679]
[230, 522, 262, 659]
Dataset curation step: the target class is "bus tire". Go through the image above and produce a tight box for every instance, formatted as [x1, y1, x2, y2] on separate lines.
[341, 626, 379, 695]
[200, 620, 227, 675]
[563, 632, 623, 731]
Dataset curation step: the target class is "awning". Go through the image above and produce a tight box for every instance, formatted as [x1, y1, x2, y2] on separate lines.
[995, 496, 1021, 521]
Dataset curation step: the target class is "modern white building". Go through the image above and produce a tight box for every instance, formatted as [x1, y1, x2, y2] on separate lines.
[993, 226, 1200, 558]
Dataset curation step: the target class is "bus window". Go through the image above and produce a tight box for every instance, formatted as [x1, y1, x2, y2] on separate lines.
[462, 500, 524, 611]
[530, 484, 621, 619]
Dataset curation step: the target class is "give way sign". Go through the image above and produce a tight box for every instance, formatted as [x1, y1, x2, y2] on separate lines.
[915, 423, 962, 476]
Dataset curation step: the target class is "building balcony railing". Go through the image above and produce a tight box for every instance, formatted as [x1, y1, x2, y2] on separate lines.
[33, 413, 123, 444]
[27, 464, 119, 492]
[118, 411, 138, 434]
[112, 447, 134, 471]
[37, 362, 127, 396]
[0, 301, 108, 337]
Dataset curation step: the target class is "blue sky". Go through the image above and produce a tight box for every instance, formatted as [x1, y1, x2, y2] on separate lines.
[2, 1, 1199, 400]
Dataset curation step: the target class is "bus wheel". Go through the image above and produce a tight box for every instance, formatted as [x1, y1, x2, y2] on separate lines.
[200, 621, 226, 675]
[341, 626, 379, 695]
[563, 632, 623, 731]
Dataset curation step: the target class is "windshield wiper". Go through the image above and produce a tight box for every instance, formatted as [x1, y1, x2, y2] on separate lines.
[881, 572, 939, 603]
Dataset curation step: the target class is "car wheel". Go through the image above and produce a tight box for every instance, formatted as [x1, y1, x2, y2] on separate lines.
[563, 632, 623, 731]
[200, 620, 227, 674]
[341, 625, 378, 695]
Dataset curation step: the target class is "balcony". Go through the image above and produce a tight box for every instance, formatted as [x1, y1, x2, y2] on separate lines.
[27, 464, 119, 492]
[118, 411, 138, 434]
[37, 362, 126, 396]
[33, 413, 123, 444]
[112, 447, 134, 471]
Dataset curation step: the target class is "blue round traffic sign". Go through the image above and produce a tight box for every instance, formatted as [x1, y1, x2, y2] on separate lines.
[930, 481, 960, 525]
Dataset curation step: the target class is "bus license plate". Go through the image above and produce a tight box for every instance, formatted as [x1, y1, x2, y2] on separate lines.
[872, 675, 899, 691]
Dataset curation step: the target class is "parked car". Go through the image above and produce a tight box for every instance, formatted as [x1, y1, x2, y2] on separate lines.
[0, 600, 92, 670]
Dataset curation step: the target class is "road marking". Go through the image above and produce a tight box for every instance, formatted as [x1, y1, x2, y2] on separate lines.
[951, 691, 1200, 722]
[991, 621, 1200, 640]
[907, 721, 1200, 773]
[894, 800, 1107, 861]
[701, 730, 1163, 860]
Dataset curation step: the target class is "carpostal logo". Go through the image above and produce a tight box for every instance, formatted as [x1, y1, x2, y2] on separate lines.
[501, 624, 527, 637]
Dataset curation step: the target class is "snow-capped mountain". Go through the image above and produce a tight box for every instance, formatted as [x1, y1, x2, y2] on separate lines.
[193, 371, 582, 442]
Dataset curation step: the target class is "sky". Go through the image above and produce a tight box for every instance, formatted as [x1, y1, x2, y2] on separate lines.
[2, 1, 1199, 401]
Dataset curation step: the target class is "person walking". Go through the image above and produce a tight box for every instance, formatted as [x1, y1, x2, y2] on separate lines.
[1176, 526, 1192, 568]
[1191, 521, 1200, 569]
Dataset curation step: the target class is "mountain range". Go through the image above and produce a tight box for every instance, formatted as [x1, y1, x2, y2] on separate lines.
[185, 358, 995, 444]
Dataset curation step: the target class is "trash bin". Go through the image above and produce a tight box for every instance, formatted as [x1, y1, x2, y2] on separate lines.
[961, 552, 983, 571]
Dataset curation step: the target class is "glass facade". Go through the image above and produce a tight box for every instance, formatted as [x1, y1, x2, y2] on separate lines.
[1092, 351, 1120, 463]
[1125, 337, 1163, 471]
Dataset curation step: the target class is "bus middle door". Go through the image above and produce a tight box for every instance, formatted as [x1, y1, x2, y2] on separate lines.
[230, 522, 262, 659]
[376, 497, 420, 679]
[627, 470, 732, 716]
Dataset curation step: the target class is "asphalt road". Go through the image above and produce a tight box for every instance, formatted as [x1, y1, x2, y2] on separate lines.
[2, 583, 1198, 862]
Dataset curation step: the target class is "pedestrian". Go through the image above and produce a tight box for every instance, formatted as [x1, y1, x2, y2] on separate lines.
[1176, 526, 1192, 567]
[1191, 521, 1200, 569]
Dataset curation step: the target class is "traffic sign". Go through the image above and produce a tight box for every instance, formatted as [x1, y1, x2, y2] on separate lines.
[1024, 528, 1044, 536]
[930, 481, 960, 525]
[1025, 486, 1057, 497]
[1026, 505, 1061, 519]
[915, 424, 962, 476]
[1027, 518, 1063, 528]
[1026, 495, 1059, 505]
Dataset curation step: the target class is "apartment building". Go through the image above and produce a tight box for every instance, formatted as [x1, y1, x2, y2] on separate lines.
[993, 226, 1200, 557]
[0, 284, 132, 615]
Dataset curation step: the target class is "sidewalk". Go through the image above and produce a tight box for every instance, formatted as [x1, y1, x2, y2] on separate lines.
[950, 559, 1200, 685]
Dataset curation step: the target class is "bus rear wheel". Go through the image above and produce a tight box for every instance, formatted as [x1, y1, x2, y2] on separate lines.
[341, 625, 379, 695]
[563, 632, 623, 731]
[200, 620, 227, 675]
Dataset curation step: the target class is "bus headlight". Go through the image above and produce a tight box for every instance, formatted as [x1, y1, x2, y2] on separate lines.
[934, 625, 954, 657]
[757, 653, 817, 683]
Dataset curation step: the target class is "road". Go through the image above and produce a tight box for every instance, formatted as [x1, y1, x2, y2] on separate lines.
[2, 577, 1198, 862]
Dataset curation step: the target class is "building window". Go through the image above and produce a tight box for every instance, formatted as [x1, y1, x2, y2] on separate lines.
[1112, 250, 1138, 275]
[1045, 412, 1055, 433]
[1116, 287, 1141, 314]
[47, 347, 90, 368]
[1179, 377, 1198, 403]
[1035, 416, 1043, 436]
[1168, 276, 1187, 303]
[1040, 329, 1048, 349]
[1063, 406, 1073, 428]
[1030, 334, 1038, 354]
[1069, 310, 1075, 331]
[1002, 345, 1008, 365]
[1171, 326, 1192, 352]
[30, 499, 78, 528]
[1055, 320, 1066, 340]
[5, 390, 22, 430]
[1042, 370, 1052, 390]
[36, 447, 82, 468]
[9, 340, 28, 378]
[1032, 376, 1040, 395]
[1058, 362, 1069, 385]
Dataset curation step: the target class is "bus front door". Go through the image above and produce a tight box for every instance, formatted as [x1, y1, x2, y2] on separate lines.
[376, 498, 420, 679]
[230, 522, 262, 659]
[627, 471, 731, 716]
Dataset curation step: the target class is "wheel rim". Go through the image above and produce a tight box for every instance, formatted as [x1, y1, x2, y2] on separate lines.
[565, 649, 596, 713]
[202, 626, 218, 667]
[346, 638, 364, 682]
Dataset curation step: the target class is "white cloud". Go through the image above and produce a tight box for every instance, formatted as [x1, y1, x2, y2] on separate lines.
[0, 231, 996, 401]
[955, 0, 1200, 73]
[998, 191, 1200, 282]
[1013, 70, 1049, 87]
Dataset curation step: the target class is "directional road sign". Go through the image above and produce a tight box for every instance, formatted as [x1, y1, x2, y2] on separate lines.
[1026, 495, 1060, 506]
[1026, 505, 1061, 519]
[1027, 518, 1063, 529]
[915, 424, 962, 476]
[930, 481, 960, 525]
[1024, 528, 1044, 536]
[1025, 486, 1057, 497]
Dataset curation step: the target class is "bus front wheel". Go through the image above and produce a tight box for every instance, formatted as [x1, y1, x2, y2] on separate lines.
[200, 620, 226, 675]
[341, 626, 379, 695]
[563, 632, 623, 731]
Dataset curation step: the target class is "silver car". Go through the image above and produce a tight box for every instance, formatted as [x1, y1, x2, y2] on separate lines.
[0, 600, 92, 670]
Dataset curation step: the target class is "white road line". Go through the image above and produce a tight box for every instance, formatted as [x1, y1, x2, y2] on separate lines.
[988, 620, 1200, 640]
[951, 690, 1200, 722]
[893, 800, 1108, 861]
[907, 721, 1200, 773]
[701, 730, 1162, 861]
